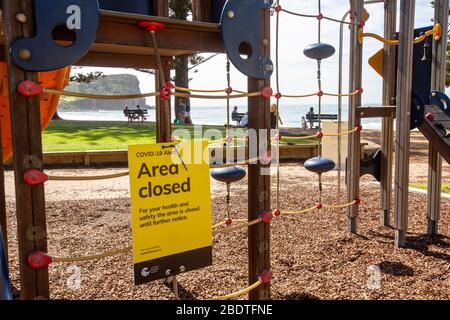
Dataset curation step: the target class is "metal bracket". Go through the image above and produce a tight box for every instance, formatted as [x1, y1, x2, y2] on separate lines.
[360, 149, 382, 182]
[221, 0, 274, 79]
[11, 0, 99, 71]
[410, 92, 425, 130]
[430, 91, 450, 117]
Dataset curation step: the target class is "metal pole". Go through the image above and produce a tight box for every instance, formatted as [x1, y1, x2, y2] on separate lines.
[426, 0, 449, 235]
[380, 0, 397, 227]
[393, 0, 415, 248]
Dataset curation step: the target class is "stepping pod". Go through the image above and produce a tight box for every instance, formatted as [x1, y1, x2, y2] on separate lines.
[303, 43, 336, 60]
[304, 157, 336, 174]
[210, 166, 247, 184]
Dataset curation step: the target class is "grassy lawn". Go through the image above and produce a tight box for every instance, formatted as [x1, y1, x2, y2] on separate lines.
[43, 120, 316, 152]
[410, 183, 450, 194]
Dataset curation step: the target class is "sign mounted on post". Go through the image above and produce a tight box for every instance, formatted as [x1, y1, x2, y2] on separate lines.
[128, 141, 212, 285]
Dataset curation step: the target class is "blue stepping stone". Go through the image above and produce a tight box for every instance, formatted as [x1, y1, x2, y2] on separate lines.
[211, 166, 247, 184]
[303, 43, 336, 60]
[304, 157, 336, 174]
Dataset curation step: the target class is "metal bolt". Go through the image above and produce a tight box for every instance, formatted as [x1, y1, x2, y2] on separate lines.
[179, 266, 186, 273]
[227, 10, 235, 19]
[262, 39, 269, 46]
[165, 269, 172, 276]
[15, 12, 27, 23]
[265, 64, 274, 72]
[19, 49, 31, 60]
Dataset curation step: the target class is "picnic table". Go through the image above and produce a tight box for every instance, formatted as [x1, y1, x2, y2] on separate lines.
[124, 109, 148, 122]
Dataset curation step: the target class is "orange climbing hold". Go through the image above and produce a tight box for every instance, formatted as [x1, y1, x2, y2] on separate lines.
[0, 62, 71, 162]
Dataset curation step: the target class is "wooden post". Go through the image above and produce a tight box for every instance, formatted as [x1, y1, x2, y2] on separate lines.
[426, 0, 448, 235]
[393, 0, 415, 248]
[247, 7, 271, 300]
[192, 0, 212, 22]
[154, 0, 172, 144]
[379, 0, 397, 227]
[2, 0, 49, 299]
[346, 0, 364, 234]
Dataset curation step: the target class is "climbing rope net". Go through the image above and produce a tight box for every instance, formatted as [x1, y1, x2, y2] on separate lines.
[20, 0, 444, 300]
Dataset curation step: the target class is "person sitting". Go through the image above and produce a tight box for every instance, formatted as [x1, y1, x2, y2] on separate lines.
[301, 116, 308, 129]
[232, 106, 239, 118]
[123, 106, 130, 122]
[240, 112, 249, 127]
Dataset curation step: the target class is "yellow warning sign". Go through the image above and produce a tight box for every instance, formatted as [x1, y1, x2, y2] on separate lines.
[128, 141, 212, 285]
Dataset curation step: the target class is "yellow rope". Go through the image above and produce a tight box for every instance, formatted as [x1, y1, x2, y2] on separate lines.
[174, 92, 261, 100]
[282, 206, 318, 215]
[44, 88, 159, 100]
[323, 90, 360, 97]
[212, 279, 263, 300]
[213, 218, 262, 234]
[281, 134, 317, 140]
[212, 219, 248, 230]
[282, 92, 317, 98]
[323, 127, 359, 137]
[52, 246, 132, 263]
[323, 200, 357, 209]
[175, 86, 225, 93]
[358, 23, 442, 45]
[48, 171, 130, 181]
[210, 157, 261, 168]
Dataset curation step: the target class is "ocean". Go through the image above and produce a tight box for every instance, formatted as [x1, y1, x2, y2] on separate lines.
[59, 104, 383, 129]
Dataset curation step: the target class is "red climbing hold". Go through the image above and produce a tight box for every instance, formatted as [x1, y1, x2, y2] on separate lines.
[24, 169, 48, 186]
[273, 209, 281, 217]
[316, 13, 323, 20]
[425, 112, 434, 121]
[355, 198, 362, 205]
[356, 124, 363, 132]
[274, 5, 282, 13]
[316, 131, 323, 139]
[259, 270, 273, 284]
[165, 81, 175, 90]
[358, 21, 365, 28]
[357, 88, 364, 94]
[261, 87, 273, 99]
[225, 87, 233, 95]
[138, 21, 165, 32]
[28, 251, 52, 269]
[260, 211, 273, 224]
[316, 203, 323, 209]
[274, 92, 282, 100]
[225, 218, 233, 226]
[317, 90, 324, 97]
[18, 80, 44, 97]
[159, 87, 171, 101]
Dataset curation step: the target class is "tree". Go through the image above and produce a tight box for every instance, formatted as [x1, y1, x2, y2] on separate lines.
[169, 0, 204, 124]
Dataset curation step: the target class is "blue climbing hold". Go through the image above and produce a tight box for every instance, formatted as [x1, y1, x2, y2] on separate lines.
[211, 166, 247, 184]
[304, 157, 336, 174]
[303, 43, 336, 60]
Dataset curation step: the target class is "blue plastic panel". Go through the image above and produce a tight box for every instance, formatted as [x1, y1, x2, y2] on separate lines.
[11, 0, 99, 71]
[0, 229, 12, 300]
[221, 0, 274, 79]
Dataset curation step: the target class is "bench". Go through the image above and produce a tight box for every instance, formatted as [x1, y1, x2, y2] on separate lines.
[231, 112, 246, 125]
[124, 109, 148, 122]
[306, 113, 338, 128]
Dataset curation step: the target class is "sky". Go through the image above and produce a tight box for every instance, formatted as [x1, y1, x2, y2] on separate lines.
[76, 0, 447, 107]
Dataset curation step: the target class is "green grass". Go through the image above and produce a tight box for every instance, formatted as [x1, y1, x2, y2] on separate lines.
[42, 120, 316, 152]
[410, 183, 450, 194]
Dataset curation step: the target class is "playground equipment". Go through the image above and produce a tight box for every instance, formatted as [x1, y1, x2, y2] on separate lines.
[0, 0, 448, 301]
[0, 63, 70, 162]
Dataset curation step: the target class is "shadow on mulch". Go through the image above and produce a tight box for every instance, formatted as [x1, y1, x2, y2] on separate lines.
[163, 281, 197, 300]
[279, 292, 321, 300]
[378, 261, 414, 277]
[406, 234, 450, 262]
